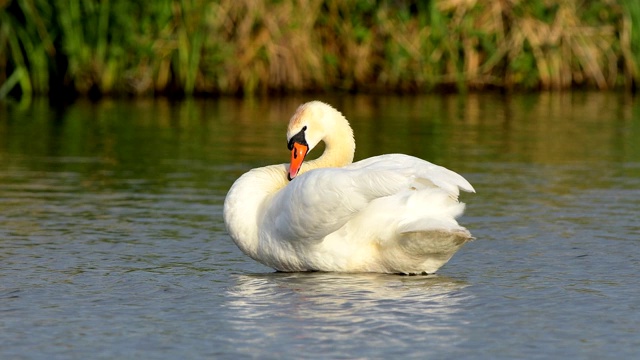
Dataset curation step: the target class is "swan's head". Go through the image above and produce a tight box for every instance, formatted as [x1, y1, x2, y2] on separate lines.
[286, 101, 344, 180]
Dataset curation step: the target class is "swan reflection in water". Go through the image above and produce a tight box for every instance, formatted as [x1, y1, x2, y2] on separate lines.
[224, 272, 472, 353]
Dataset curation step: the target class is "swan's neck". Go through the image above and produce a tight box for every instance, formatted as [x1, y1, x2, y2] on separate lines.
[224, 164, 288, 258]
[302, 114, 355, 174]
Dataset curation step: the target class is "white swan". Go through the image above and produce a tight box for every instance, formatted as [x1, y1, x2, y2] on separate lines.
[223, 101, 475, 274]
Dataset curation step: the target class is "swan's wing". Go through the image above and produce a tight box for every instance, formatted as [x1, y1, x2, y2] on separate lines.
[264, 167, 381, 243]
[347, 154, 475, 197]
[262, 154, 473, 244]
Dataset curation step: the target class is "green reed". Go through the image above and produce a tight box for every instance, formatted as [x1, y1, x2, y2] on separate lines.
[621, 0, 640, 85]
[0, 0, 638, 100]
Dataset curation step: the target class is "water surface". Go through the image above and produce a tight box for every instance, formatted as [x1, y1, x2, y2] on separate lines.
[1, 93, 639, 358]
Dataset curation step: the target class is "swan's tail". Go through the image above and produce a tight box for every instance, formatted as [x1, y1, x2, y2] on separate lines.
[376, 228, 471, 275]
[379, 187, 473, 274]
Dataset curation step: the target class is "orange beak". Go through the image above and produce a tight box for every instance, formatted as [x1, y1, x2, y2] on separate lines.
[288, 142, 308, 180]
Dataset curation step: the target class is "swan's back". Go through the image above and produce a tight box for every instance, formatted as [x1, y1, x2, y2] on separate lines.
[252, 154, 474, 274]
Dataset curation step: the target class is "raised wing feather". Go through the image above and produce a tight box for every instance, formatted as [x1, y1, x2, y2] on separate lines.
[347, 154, 475, 197]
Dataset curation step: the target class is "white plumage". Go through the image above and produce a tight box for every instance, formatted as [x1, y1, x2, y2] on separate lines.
[224, 101, 474, 274]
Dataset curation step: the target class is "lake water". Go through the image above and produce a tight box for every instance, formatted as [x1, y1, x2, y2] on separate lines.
[1, 93, 639, 359]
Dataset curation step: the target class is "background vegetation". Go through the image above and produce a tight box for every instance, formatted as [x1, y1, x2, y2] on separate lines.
[1, 0, 639, 100]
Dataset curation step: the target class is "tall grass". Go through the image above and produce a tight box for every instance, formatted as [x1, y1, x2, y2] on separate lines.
[0, 0, 638, 100]
[621, 0, 640, 87]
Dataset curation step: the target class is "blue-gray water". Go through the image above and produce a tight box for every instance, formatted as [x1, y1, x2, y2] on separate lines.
[1, 93, 639, 358]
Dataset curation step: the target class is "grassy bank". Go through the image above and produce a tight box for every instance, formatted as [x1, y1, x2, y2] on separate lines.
[1, 0, 638, 100]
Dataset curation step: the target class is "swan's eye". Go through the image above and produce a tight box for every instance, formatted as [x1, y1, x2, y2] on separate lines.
[302, 125, 307, 131]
